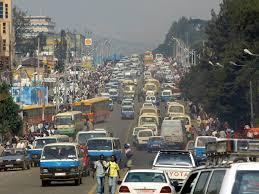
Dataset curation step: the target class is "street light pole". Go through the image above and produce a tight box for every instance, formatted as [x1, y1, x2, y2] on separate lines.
[250, 80, 254, 127]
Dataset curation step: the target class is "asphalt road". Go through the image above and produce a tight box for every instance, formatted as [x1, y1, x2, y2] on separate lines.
[0, 102, 156, 194]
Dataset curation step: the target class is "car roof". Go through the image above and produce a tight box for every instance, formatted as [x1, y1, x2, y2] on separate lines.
[44, 142, 77, 147]
[127, 169, 165, 173]
[87, 137, 119, 140]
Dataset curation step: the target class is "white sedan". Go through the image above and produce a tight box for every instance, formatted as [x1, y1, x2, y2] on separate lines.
[118, 169, 176, 194]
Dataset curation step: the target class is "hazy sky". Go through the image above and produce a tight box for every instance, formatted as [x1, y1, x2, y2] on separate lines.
[14, 0, 220, 45]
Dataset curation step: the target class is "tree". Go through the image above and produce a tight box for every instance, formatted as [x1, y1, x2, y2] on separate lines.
[180, 0, 259, 126]
[54, 30, 67, 72]
[0, 83, 23, 136]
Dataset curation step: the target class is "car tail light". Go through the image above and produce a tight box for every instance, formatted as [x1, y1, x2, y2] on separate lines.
[119, 186, 130, 193]
[160, 186, 171, 193]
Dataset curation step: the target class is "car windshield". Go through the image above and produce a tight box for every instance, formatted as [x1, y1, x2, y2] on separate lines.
[55, 116, 73, 125]
[133, 127, 146, 135]
[196, 137, 217, 147]
[172, 117, 190, 125]
[155, 152, 193, 166]
[122, 101, 132, 106]
[232, 171, 259, 194]
[34, 138, 57, 149]
[141, 109, 156, 114]
[161, 121, 181, 133]
[143, 103, 153, 107]
[78, 133, 106, 144]
[149, 137, 163, 141]
[109, 91, 118, 95]
[125, 172, 166, 183]
[122, 107, 134, 112]
[139, 131, 153, 137]
[2, 150, 24, 156]
[41, 145, 77, 160]
[169, 106, 184, 113]
[140, 117, 157, 125]
[87, 139, 112, 150]
[163, 92, 171, 96]
[146, 85, 156, 90]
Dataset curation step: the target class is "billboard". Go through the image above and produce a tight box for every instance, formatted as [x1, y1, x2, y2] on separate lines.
[11, 86, 48, 105]
[84, 38, 92, 46]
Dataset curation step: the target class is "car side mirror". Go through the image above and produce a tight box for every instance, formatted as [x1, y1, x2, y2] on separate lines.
[117, 180, 122, 185]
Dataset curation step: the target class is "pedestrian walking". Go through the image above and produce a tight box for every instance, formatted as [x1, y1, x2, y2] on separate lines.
[107, 155, 120, 194]
[124, 144, 133, 170]
[93, 155, 107, 194]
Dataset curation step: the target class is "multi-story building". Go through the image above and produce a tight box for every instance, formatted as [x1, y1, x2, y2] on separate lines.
[0, 0, 12, 83]
[25, 16, 55, 38]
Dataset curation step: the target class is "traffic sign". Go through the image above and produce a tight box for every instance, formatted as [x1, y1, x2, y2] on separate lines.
[85, 38, 92, 46]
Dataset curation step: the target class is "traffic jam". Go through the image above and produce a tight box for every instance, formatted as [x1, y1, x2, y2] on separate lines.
[1, 52, 259, 194]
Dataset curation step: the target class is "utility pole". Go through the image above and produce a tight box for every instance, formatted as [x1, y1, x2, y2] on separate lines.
[250, 80, 254, 127]
[37, 36, 40, 84]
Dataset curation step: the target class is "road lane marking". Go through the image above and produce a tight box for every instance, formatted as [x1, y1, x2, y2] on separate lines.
[88, 183, 97, 194]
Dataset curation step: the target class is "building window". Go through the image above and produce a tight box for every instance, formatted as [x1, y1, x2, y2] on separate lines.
[3, 39, 6, 51]
[3, 22, 6, 34]
[0, 2, 3, 18]
[5, 4, 8, 19]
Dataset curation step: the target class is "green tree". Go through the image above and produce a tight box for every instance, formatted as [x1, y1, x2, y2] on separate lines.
[54, 30, 67, 72]
[0, 83, 22, 136]
[180, 0, 259, 126]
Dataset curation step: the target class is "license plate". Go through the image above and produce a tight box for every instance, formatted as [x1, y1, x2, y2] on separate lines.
[55, 173, 66, 176]
[5, 164, 13, 167]
[137, 190, 154, 194]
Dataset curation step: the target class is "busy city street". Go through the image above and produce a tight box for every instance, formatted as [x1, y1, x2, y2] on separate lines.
[1, 1, 259, 194]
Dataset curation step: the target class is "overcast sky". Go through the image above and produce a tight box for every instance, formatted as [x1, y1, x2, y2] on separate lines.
[14, 0, 221, 45]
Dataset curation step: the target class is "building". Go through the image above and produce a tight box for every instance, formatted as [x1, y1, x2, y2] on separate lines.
[25, 16, 55, 38]
[0, 0, 12, 83]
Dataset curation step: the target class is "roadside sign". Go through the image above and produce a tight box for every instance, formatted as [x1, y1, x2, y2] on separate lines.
[85, 38, 92, 46]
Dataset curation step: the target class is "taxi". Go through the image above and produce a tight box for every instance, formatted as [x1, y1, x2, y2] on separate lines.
[40, 143, 84, 186]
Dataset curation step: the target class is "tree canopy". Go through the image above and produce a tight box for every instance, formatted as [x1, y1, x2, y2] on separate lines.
[180, 0, 259, 127]
[0, 83, 23, 136]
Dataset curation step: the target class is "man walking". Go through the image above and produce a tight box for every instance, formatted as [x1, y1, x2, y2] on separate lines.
[107, 155, 120, 194]
[93, 155, 107, 194]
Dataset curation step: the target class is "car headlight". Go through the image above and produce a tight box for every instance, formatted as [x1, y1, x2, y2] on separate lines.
[16, 158, 22, 161]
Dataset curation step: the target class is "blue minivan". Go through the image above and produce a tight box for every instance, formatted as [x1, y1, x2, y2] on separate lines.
[87, 137, 122, 166]
[40, 143, 84, 186]
[121, 105, 135, 119]
[29, 135, 69, 167]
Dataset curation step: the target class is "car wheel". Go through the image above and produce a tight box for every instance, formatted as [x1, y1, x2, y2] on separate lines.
[74, 179, 80, 186]
[27, 163, 31, 170]
[41, 180, 50, 187]
[4, 168, 7, 171]
[22, 162, 26, 170]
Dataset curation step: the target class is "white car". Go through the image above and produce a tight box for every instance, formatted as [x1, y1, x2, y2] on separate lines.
[118, 169, 176, 194]
[136, 129, 154, 150]
[152, 151, 196, 187]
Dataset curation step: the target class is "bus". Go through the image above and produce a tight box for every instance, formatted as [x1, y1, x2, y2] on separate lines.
[22, 104, 56, 126]
[72, 97, 110, 124]
[53, 111, 85, 137]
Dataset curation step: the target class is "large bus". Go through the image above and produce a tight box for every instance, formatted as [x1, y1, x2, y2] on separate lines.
[22, 104, 56, 126]
[53, 111, 85, 137]
[144, 51, 154, 65]
[72, 97, 110, 123]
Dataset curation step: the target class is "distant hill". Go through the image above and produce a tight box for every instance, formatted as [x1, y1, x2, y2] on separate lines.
[154, 17, 208, 57]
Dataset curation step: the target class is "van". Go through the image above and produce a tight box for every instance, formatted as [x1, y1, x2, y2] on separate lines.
[194, 136, 217, 159]
[29, 135, 69, 167]
[76, 130, 108, 145]
[136, 129, 154, 150]
[40, 143, 84, 186]
[161, 120, 187, 149]
[167, 102, 185, 116]
[171, 115, 192, 132]
[138, 113, 160, 127]
[87, 137, 122, 166]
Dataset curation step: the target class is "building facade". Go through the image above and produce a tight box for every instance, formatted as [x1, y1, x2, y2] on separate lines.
[0, 0, 12, 83]
[25, 16, 55, 38]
